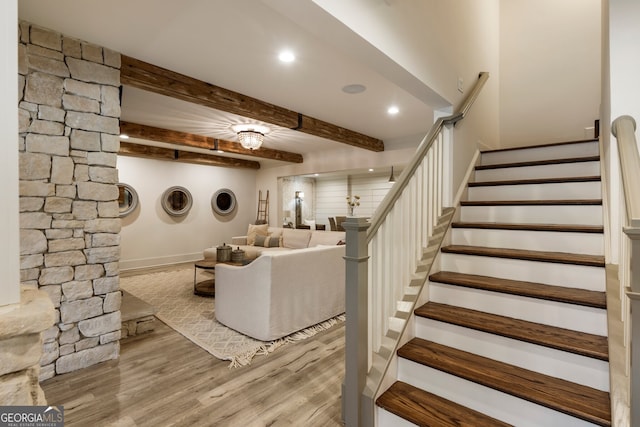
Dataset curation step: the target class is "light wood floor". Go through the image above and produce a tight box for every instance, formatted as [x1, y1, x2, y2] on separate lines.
[42, 264, 346, 427]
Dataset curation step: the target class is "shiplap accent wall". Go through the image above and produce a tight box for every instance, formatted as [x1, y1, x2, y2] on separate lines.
[349, 174, 395, 218]
[314, 176, 348, 228]
[314, 173, 394, 227]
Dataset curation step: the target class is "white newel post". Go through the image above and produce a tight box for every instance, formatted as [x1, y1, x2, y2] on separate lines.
[342, 217, 371, 427]
[624, 228, 640, 427]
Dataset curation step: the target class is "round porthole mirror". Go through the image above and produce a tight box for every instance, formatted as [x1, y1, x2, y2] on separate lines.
[117, 183, 139, 218]
[211, 188, 236, 216]
[161, 186, 193, 217]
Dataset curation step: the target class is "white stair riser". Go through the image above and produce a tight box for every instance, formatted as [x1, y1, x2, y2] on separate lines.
[468, 181, 601, 201]
[429, 283, 607, 335]
[415, 317, 609, 391]
[460, 205, 603, 225]
[481, 142, 599, 166]
[440, 253, 605, 291]
[377, 408, 416, 427]
[475, 161, 600, 182]
[451, 228, 604, 256]
[397, 359, 601, 427]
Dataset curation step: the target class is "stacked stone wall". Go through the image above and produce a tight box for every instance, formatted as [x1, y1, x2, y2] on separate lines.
[18, 22, 121, 380]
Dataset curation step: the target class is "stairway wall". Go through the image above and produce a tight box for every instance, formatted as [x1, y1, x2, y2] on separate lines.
[500, 0, 601, 146]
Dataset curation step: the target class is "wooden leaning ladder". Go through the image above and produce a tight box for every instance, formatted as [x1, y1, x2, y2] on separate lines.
[256, 190, 269, 224]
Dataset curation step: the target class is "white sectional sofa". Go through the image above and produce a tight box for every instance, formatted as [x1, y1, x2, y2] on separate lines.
[203, 225, 345, 261]
[204, 225, 346, 341]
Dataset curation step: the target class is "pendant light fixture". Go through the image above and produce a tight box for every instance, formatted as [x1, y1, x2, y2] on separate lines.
[232, 124, 270, 150]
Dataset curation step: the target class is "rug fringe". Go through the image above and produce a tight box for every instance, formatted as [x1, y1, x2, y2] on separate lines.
[228, 314, 345, 368]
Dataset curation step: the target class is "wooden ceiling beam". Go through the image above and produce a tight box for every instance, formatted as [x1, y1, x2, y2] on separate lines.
[120, 55, 384, 152]
[120, 121, 303, 163]
[119, 142, 260, 170]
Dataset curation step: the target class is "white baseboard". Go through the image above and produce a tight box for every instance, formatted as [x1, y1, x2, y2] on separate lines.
[120, 252, 202, 272]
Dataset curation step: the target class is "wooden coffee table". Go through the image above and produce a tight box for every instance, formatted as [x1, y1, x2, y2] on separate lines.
[193, 259, 217, 297]
[193, 257, 256, 296]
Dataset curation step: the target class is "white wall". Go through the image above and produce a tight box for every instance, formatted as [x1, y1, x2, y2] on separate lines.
[1, 0, 19, 307]
[315, 176, 348, 228]
[609, 0, 640, 125]
[313, 173, 395, 228]
[499, 0, 601, 147]
[348, 174, 395, 219]
[604, 0, 640, 263]
[311, 0, 501, 204]
[258, 135, 420, 229]
[312, 0, 499, 109]
[254, 1, 502, 226]
[117, 156, 257, 270]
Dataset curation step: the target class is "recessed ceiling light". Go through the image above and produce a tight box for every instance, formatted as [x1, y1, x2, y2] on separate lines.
[216, 150, 224, 154]
[342, 84, 366, 94]
[368, 168, 374, 172]
[278, 50, 295, 63]
[314, 173, 319, 177]
[119, 134, 129, 139]
[387, 106, 400, 115]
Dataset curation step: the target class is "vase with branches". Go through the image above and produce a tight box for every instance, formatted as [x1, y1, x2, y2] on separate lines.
[346, 195, 360, 216]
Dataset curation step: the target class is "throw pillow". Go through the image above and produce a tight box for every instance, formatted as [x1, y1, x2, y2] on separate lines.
[268, 228, 284, 239]
[303, 219, 316, 230]
[254, 235, 280, 248]
[282, 229, 312, 249]
[247, 223, 269, 245]
[267, 227, 285, 247]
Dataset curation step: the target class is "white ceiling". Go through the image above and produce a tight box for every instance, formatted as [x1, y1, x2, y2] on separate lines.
[18, 0, 436, 167]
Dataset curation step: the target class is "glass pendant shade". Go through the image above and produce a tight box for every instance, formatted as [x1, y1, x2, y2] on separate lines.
[237, 130, 264, 150]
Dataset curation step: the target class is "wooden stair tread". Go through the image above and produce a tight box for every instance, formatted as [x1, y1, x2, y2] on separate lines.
[398, 338, 611, 426]
[476, 155, 600, 170]
[430, 271, 606, 309]
[415, 302, 608, 360]
[452, 221, 603, 233]
[469, 175, 600, 187]
[461, 199, 602, 206]
[441, 244, 605, 267]
[480, 139, 598, 153]
[376, 381, 513, 427]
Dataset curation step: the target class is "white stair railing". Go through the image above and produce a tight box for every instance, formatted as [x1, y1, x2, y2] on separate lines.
[611, 115, 640, 427]
[342, 72, 489, 427]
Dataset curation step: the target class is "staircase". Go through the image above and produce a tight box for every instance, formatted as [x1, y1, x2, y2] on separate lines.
[376, 139, 611, 426]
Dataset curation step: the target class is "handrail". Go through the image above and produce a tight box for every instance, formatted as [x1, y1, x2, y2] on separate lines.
[610, 114, 639, 427]
[612, 116, 640, 228]
[342, 71, 489, 427]
[367, 71, 489, 241]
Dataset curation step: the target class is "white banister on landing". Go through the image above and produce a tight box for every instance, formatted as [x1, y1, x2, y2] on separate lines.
[342, 72, 489, 427]
[610, 114, 640, 427]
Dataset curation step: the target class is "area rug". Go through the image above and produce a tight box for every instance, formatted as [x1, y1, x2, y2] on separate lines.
[120, 267, 344, 367]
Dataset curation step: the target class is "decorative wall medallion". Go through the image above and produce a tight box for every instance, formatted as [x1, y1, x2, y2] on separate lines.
[161, 186, 193, 216]
[117, 183, 139, 217]
[211, 188, 237, 216]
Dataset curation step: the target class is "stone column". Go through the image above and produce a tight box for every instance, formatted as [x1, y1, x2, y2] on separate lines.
[18, 21, 122, 380]
[0, 0, 56, 405]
